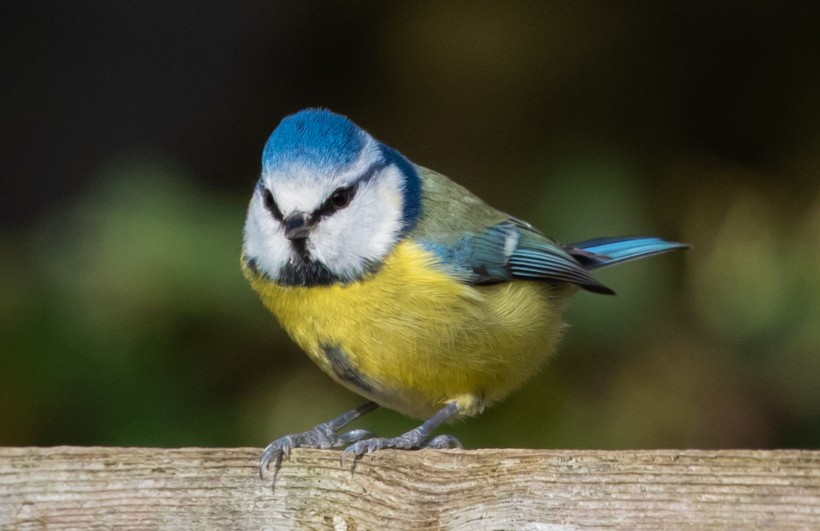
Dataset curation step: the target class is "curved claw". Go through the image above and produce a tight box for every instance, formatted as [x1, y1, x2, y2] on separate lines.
[340, 440, 371, 465]
[342, 435, 392, 464]
[259, 449, 277, 480]
[259, 435, 295, 479]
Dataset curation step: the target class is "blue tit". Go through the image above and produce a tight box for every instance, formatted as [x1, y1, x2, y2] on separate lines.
[242, 108, 688, 477]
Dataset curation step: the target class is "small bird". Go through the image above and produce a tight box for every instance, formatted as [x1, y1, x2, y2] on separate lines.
[242, 108, 687, 477]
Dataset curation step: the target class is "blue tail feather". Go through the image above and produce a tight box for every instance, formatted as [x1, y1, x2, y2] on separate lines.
[567, 237, 689, 270]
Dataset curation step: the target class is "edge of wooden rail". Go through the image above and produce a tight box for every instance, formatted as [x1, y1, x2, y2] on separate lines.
[1, 447, 819, 529]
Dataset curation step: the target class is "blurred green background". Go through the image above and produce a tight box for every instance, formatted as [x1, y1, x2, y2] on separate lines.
[1, 2, 819, 450]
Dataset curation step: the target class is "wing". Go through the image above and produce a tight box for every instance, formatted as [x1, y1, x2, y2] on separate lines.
[410, 167, 613, 293]
[418, 219, 614, 293]
[508, 225, 615, 293]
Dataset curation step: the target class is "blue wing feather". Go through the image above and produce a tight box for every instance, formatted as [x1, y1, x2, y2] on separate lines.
[420, 221, 615, 293]
[420, 223, 688, 295]
[567, 237, 690, 270]
[418, 222, 517, 283]
[509, 231, 614, 293]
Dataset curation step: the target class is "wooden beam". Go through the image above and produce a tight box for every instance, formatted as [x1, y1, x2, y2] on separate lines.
[1, 447, 818, 529]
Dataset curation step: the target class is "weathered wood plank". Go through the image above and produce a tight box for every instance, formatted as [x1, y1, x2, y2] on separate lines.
[1, 447, 818, 529]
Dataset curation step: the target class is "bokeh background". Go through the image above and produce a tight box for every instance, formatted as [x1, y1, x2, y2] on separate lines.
[2, 2, 819, 450]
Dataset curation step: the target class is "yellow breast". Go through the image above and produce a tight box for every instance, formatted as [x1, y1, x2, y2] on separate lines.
[244, 241, 571, 419]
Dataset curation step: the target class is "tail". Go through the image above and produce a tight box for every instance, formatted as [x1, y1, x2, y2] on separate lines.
[566, 236, 689, 271]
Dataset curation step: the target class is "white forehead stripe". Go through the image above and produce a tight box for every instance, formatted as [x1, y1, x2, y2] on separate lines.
[262, 136, 383, 217]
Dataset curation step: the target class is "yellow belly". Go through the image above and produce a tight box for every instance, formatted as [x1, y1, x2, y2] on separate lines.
[244, 241, 572, 419]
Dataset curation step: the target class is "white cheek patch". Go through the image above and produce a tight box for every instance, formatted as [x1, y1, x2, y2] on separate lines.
[242, 194, 291, 279]
[309, 166, 405, 280]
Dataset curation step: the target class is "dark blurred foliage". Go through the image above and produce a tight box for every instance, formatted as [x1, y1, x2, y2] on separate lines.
[1, 2, 818, 450]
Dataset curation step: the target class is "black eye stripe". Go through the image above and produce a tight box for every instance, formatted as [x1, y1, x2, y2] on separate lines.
[316, 184, 357, 218]
[261, 162, 386, 223]
[259, 185, 283, 221]
[314, 161, 385, 218]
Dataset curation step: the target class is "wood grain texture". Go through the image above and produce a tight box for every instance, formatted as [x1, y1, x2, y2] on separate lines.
[1, 447, 819, 529]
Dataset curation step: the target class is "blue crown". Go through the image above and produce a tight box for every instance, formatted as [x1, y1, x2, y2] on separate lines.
[262, 108, 365, 172]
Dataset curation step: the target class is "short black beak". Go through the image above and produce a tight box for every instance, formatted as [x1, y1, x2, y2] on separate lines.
[283, 213, 311, 241]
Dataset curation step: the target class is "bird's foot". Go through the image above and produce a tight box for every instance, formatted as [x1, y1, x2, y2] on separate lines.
[260, 426, 372, 479]
[340, 430, 462, 463]
[259, 402, 379, 482]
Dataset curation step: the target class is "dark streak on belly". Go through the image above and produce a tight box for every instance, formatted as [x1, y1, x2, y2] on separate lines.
[320, 344, 375, 395]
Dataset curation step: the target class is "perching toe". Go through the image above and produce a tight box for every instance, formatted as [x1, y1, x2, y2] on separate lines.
[334, 429, 374, 446]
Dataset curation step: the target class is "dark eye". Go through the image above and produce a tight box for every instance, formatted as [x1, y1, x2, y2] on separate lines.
[314, 184, 358, 219]
[329, 186, 354, 209]
[260, 187, 283, 220]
